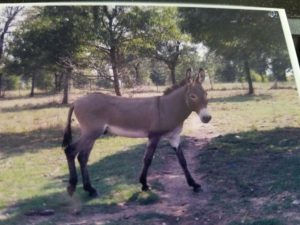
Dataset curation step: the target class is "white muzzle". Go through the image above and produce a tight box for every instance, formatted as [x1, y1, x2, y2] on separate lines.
[198, 108, 211, 123]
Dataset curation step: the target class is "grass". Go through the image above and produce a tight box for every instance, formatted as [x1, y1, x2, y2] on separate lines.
[194, 87, 300, 224]
[229, 219, 284, 225]
[1, 84, 300, 224]
[0, 91, 170, 224]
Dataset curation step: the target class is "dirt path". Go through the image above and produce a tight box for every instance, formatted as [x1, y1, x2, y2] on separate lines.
[59, 118, 218, 225]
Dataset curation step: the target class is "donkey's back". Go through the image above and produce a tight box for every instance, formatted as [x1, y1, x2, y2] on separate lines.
[73, 93, 161, 138]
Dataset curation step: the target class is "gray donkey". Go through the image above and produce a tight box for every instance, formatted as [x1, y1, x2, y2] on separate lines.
[62, 68, 211, 197]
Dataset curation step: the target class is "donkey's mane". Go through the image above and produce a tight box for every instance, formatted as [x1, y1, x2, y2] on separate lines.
[163, 79, 187, 96]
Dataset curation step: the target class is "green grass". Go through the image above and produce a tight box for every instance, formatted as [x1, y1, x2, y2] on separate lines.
[0, 92, 170, 224]
[230, 218, 284, 225]
[1, 86, 300, 224]
[128, 190, 160, 205]
[210, 89, 300, 134]
[199, 128, 300, 195]
[194, 87, 300, 224]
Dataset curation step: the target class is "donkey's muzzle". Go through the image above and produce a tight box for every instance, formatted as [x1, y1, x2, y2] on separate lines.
[199, 108, 211, 123]
[201, 115, 211, 123]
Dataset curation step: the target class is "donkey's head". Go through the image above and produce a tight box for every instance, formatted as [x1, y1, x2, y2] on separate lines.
[185, 68, 211, 123]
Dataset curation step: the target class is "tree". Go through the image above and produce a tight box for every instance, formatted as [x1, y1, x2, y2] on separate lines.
[41, 6, 91, 103]
[155, 40, 182, 84]
[8, 6, 90, 101]
[91, 6, 151, 96]
[0, 6, 23, 97]
[180, 8, 291, 94]
[77, 6, 191, 93]
[271, 51, 291, 81]
[8, 9, 52, 97]
[141, 7, 189, 85]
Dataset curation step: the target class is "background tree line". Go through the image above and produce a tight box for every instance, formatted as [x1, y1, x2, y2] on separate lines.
[0, 5, 293, 102]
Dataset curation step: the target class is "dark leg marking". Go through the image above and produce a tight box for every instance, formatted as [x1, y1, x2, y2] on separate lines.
[78, 150, 98, 197]
[64, 143, 79, 196]
[76, 135, 99, 198]
[139, 136, 160, 191]
[173, 146, 202, 192]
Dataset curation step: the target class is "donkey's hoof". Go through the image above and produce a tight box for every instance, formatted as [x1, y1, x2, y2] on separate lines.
[67, 185, 76, 196]
[89, 190, 98, 198]
[141, 185, 149, 191]
[84, 185, 98, 198]
[193, 183, 202, 193]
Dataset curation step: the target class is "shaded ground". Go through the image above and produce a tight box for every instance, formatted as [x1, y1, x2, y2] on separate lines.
[2, 89, 300, 225]
[43, 122, 218, 225]
[41, 126, 300, 225]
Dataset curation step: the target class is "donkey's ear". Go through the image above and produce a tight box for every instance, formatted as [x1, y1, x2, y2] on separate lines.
[195, 68, 205, 83]
[185, 68, 192, 83]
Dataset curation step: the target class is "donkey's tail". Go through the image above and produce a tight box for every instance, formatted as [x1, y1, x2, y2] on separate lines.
[62, 104, 74, 148]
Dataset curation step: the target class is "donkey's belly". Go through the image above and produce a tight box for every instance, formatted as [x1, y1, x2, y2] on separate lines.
[107, 125, 148, 138]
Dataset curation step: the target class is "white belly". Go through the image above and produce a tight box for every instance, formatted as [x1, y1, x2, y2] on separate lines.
[107, 125, 148, 138]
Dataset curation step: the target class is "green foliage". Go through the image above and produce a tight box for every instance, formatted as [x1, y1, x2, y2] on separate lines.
[179, 8, 291, 89]
[4, 75, 20, 90]
[216, 63, 237, 82]
[96, 78, 113, 89]
[127, 7, 190, 84]
[176, 44, 202, 81]
[35, 72, 54, 90]
[271, 51, 291, 81]
[250, 70, 266, 82]
[72, 74, 90, 89]
[6, 6, 92, 96]
[150, 69, 166, 86]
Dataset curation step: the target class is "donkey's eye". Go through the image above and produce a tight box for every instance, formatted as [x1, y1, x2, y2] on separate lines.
[190, 94, 198, 100]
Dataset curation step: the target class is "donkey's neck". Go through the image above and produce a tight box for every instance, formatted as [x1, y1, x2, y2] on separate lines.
[159, 85, 192, 130]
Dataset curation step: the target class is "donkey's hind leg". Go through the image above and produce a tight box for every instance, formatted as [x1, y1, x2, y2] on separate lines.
[64, 142, 80, 196]
[139, 136, 160, 191]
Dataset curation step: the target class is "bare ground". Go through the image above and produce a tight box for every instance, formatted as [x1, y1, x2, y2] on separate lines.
[23, 117, 299, 225]
[53, 120, 219, 225]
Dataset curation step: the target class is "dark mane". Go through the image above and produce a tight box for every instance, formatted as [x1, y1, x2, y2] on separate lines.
[163, 79, 187, 96]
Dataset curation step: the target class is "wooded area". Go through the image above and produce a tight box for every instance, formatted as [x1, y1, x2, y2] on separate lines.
[0, 5, 293, 102]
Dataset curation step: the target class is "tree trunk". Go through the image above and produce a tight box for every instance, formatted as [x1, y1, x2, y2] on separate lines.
[260, 74, 265, 82]
[170, 66, 176, 85]
[54, 72, 59, 92]
[112, 65, 121, 96]
[206, 70, 214, 90]
[58, 73, 63, 92]
[110, 47, 121, 96]
[30, 73, 35, 97]
[134, 62, 141, 85]
[244, 59, 254, 95]
[0, 73, 3, 97]
[62, 69, 71, 104]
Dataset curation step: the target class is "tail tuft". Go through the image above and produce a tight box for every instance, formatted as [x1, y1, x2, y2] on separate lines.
[62, 105, 74, 148]
[62, 124, 72, 148]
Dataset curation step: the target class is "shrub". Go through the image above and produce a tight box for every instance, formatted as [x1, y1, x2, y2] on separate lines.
[5, 75, 20, 90]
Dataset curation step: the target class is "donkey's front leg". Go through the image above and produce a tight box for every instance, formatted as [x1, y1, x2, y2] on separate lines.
[139, 136, 160, 191]
[173, 144, 201, 192]
[77, 136, 98, 197]
[78, 150, 97, 197]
